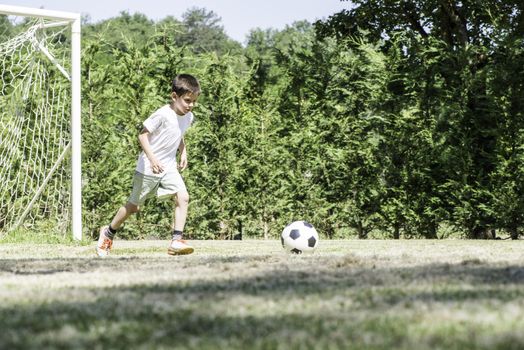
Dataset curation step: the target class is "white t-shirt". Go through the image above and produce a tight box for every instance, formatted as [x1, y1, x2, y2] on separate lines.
[136, 104, 194, 176]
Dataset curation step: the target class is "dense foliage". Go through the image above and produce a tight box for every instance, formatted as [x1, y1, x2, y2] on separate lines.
[80, 2, 524, 240]
[6, 2, 524, 240]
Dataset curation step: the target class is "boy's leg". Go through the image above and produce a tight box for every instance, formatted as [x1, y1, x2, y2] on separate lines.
[173, 190, 189, 233]
[111, 202, 140, 230]
[168, 190, 193, 255]
[97, 171, 157, 257]
[97, 202, 139, 257]
[157, 170, 193, 255]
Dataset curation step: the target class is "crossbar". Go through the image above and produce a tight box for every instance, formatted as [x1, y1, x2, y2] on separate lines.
[0, 4, 79, 21]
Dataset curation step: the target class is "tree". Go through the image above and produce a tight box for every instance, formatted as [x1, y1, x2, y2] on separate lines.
[177, 7, 242, 54]
[317, 0, 524, 238]
[83, 11, 156, 50]
[0, 15, 14, 42]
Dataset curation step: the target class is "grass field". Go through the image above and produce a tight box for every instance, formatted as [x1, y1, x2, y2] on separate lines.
[1, 239, 524, 349]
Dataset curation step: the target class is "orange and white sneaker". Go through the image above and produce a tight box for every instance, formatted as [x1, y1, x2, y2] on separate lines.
[168, 239, 194, 255]
[96, 226, 113, 257]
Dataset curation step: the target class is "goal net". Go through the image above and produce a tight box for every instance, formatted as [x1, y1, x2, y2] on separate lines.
[0, 6, 81, 239]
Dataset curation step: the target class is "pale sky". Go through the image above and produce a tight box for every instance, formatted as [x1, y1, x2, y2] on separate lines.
[0, 0, 352, 43]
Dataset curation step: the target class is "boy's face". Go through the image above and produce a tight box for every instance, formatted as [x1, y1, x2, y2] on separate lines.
[171, 92, 199, 115]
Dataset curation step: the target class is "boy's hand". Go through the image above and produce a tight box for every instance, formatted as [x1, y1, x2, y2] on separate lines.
[178, 153, 188, 171]
[150, 158, 164, 174]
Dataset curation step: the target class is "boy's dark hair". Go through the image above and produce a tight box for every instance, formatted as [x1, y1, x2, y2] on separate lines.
[172, 74, 201, 96]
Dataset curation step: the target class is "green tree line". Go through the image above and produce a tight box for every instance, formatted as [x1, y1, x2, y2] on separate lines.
[83, 2, 524, 240]
[5, 2, 524, 240]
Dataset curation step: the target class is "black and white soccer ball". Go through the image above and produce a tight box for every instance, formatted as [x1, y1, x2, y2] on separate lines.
[281, 221, 319, 254]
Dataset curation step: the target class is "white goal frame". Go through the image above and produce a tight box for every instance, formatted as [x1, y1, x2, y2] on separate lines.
[0, 4, 82, 240]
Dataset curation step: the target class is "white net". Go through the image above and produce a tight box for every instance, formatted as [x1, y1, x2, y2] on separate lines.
[0, 16, 71, 235]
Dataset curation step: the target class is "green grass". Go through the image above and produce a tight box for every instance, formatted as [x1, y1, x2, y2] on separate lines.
[0, 227, 84, 245]
[1, 239, 524, 349]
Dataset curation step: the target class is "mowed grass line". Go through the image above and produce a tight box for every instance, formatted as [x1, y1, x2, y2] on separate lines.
[1, 240, 524, 349]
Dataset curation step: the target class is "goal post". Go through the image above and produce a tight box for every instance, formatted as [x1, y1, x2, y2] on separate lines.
[0, 5, 82, 240]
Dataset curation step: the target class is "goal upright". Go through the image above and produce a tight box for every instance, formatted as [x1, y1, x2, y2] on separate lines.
[0, 5, 81, 240]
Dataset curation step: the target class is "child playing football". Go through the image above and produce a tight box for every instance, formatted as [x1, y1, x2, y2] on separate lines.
[97, 74, 200, 257]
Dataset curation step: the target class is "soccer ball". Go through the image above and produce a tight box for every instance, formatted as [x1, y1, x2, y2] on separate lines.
[281, 221, 319, 254]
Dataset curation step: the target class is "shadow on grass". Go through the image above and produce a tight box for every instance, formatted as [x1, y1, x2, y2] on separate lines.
[0, 256, 152, 275]
[1, 256, 524, 349]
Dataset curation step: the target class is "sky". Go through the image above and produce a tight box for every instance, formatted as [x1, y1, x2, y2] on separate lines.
[0, 0, 352, 43]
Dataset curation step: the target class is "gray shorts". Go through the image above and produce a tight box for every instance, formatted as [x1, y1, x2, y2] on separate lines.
[128, 170, 187, 206]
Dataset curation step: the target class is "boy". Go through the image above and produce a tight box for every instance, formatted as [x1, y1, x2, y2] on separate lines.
[97, 74, 200, 257]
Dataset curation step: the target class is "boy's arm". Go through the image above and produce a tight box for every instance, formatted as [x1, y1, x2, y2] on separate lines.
[178, 137, 188, 171]
[138, 128, 164, 174]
